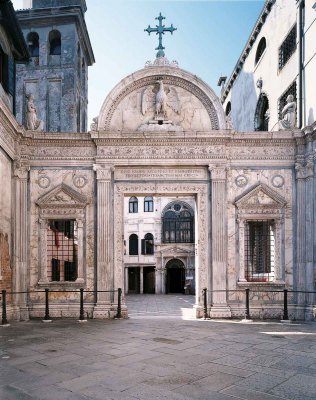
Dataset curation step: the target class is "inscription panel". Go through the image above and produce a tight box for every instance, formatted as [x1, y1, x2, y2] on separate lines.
[114, 167, 208, 181]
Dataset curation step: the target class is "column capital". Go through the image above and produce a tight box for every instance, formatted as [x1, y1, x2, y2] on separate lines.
[13, 163, 30, 179]
[93, 164, 114, 180]
[208, 164, 228, 180]
[295, 162, 305, 180]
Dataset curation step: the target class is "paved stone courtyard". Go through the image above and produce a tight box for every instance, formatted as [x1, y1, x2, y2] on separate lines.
[1, 295, 316, 400]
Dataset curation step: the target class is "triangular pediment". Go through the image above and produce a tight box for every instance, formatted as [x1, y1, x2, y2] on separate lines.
[235, 182, 286, 208]
[36, 183, 88, 208]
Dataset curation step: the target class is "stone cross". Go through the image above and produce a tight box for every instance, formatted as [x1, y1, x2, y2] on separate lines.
[144, 13, 177, 58]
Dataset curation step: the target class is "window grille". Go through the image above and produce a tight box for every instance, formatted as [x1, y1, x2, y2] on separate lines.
[47, 220, 78, 282]
[162, 203, 194, 243]
[129, 234, 138, 255]
[278, 81, 297, 120]
[255, 37, 266, 64]
[141, 233, 154, 255]
[144, 196, 154, 212]
[129, 196, 138, 213]
[245, 220, 275, 282]
[279, 25, 296, 69]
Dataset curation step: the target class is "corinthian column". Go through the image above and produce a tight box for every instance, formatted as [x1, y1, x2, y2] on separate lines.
[13, 164, 29, 316]
[209, 165, 231, 317]
[95, 165, 114, 306]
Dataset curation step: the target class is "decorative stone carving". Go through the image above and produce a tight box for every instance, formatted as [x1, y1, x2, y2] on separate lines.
[279, 95, 296, 130]
[73, 175, 87, 188]
[271, 174, 285, 188]
[235, 175, 248, 187]
[90, 116, 98, 132]
[36, 183, 88, 209]
[37, 175, 51, 189]
[25, 94, 43, 131]
[145, 57, 179, 68]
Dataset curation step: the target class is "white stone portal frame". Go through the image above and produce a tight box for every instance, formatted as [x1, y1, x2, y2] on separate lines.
[98, 66, 227, 131]
[36, 184, 88, 285]
[114, 182, 209, 307]
[235, 183, 287, 284]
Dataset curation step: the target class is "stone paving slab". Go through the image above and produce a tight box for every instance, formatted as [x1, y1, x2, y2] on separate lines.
[0, 295, 316, 399]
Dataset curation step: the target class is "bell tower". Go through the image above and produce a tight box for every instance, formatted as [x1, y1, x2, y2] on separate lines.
[15, 0, 95, 132]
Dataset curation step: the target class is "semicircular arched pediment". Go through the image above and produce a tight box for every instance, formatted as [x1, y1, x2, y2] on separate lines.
[97, 67, 227, 132]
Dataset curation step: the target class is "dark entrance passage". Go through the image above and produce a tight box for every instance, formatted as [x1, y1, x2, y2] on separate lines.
[166, 259, 185, 294]
[143, 267, 155, 293]
[128, 267, 140, 293]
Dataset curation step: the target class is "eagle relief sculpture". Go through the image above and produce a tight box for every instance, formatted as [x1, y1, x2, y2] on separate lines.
[138, 80, 183, 131]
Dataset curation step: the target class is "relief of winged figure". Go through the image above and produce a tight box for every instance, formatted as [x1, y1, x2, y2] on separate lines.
[141, 80, 180, 118]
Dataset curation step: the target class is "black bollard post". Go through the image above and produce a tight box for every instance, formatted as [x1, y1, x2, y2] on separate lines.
[245, 288, 250, 320]
[203, 288, 207, 320]
[283, 289, 289, 320]
[79, 288, 85, 321]
[116, 288, 122, 319]
[43, 288, 51, 321]
[1, 290, 8, 325]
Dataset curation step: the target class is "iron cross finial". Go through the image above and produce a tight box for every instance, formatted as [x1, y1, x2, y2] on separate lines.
[144, 13, 177, 58]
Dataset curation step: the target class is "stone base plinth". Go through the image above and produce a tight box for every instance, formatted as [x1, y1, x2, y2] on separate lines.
[209, 305, 232, 318]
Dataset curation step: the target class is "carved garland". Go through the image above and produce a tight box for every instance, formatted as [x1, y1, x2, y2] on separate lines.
[101, 75, 219, 130]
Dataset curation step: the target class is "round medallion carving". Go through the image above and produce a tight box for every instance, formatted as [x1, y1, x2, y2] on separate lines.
[73, 175, 87, 188]
[235, 175, 248, 187]
[38, 176, 51, 189]
[272, 174, 284, 188]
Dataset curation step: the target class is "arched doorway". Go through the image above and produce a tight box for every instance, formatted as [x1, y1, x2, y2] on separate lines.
[165, 259, 185, 294]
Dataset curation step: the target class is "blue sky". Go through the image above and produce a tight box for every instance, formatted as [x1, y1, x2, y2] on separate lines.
[12, 0, 264, 126]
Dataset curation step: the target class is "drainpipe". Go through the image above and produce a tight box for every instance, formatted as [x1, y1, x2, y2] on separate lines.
[297, 0, 305, 129]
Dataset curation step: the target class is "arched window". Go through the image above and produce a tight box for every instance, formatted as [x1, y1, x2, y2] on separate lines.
[254, 93, 269, 131]
[129, 234, 138, 255]
[129, 196, 138, 213]
[162, 202, 194, 243]
[49, 30, 61, 55]
[225, 101, 231, 116]
[27, 32, 39, 57]
[142, 233, 154, 255]
[144, 196, 153, 212]
[255, 37, 266, 65]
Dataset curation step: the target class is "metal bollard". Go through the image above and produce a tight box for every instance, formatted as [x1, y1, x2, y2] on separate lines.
[1, 290, 8, 325]
[43, 288, 51, 321]
[283, 289, 289, 320]
[245, 288, 250, 320]
[203, 288, 207, 320]
[116, 288, 122, 319]
[79, 288, 85, 321]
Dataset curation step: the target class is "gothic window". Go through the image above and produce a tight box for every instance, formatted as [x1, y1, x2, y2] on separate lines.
[255, 37, 266, 64]
[225, 102, 231, 116]
[144, 196, 153, 212]
[49, 30, 61, 55]
[27, 32, 39, 57]
[162, 202, 194, 243]
[47, 220, 78, 282]
[279, 25, 296, 70]
[141, 233, 154, 255]
[245, 220, 275, 282]
[129, 196, 138, 213]
[129, 234, 138, 255]
[278, 81, 297, 120]
[254, 93, 269, 131]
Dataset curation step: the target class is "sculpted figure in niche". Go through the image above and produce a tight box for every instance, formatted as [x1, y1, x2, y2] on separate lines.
[25, 94, 43, 131]
[279, 95, 296, 130]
